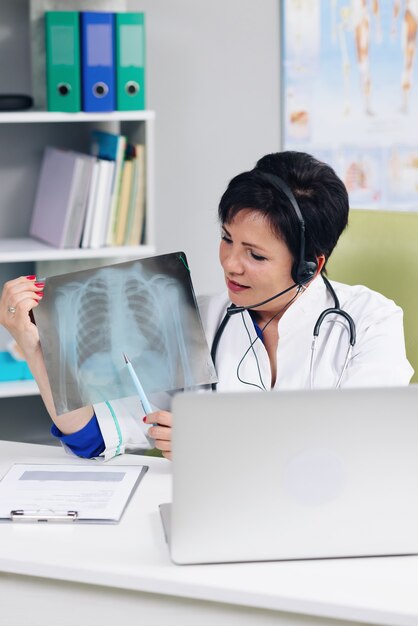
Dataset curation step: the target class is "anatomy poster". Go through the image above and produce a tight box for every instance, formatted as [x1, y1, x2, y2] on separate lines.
[34, 252, 217, 415]
[282, 0, 418, 209]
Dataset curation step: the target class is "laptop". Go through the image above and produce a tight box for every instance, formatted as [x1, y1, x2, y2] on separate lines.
[160, 386, 418, 565]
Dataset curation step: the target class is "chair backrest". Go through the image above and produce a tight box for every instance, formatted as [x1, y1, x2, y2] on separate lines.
[326, 209, 418, 383]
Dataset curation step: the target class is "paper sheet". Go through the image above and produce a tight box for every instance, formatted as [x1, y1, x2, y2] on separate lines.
[0, 463, 147, 522]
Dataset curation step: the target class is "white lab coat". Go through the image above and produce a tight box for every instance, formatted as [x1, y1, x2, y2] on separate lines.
[93, 277, 413, 459]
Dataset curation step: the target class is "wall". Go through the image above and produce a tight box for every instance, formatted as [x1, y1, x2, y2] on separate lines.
[0, 0, 35, 350]
[127, 0, 280, 295]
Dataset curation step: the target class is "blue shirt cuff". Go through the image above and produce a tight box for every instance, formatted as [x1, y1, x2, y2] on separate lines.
[51, 413, 105, 459]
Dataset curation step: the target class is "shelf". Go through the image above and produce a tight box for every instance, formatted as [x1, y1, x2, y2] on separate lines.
[0, 110, 155, 124]
[0, 239, 155, 263]
[0, 380, 40, 398]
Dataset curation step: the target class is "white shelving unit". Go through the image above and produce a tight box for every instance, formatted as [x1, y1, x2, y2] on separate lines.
[0, 238, 155, 263]
[0, 109, 156, 399]
[0, 380, 39, 399]
[0, 111, 155, 124]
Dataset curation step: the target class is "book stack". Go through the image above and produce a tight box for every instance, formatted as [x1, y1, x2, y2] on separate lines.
[45, 11, 145, 113]
[29, 130, 146, 249]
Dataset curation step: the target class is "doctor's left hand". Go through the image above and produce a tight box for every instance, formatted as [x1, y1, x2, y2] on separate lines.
[0, 276, 43, 356]
[144, 411, 172, 460]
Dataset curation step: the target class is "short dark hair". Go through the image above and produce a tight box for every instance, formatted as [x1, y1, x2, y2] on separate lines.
[218, 151, 349, 268]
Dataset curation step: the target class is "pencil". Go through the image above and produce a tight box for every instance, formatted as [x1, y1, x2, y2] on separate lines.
[123, 352, 152, 415]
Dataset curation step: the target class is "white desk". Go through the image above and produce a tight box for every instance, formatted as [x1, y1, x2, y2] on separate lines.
[0, 440, 417, 626]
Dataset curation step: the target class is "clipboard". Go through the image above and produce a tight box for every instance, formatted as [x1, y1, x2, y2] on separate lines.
[0, 463, 148, 523]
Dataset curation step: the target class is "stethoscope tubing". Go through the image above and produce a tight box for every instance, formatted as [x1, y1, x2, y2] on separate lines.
[211, 274, 356, 391]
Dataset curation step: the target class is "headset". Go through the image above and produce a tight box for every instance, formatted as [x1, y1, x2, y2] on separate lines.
[225, 171, 317, 315]
[211, 169, 356, 390]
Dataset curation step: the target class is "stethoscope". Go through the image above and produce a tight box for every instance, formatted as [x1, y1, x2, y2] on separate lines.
[210, 274, 356, 391]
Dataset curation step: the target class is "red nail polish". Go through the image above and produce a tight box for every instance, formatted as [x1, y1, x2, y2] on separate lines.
[26, 275, 36, 280]
[34, 283, 44, 288]
[142, 416, 147, 423]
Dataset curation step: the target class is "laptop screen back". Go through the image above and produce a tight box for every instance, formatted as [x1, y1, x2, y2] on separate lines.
[167, 386, 418, 564]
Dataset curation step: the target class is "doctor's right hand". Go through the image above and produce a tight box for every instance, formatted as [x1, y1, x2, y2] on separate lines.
[144, 410, 172, 461]
[0, 276, 44, 357]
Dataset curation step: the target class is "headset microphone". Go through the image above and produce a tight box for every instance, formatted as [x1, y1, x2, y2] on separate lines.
[226, 275, 311, 316]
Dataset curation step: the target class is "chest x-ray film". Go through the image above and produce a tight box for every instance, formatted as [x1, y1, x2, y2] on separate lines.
[34, 252, 217, 415]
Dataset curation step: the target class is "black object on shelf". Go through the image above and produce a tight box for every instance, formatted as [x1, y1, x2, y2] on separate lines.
[0, 94, 34, 111]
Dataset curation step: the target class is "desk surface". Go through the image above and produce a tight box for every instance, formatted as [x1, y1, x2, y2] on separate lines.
[0, 440, 417, 626]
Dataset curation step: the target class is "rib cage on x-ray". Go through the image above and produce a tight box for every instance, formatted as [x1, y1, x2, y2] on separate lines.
[53, 265, 196, 410]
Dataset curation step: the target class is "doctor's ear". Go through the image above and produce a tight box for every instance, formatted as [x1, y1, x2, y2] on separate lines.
[316, 255, 326, 275]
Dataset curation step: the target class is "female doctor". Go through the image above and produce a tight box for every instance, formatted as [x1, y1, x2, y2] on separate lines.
[0, 151, 413, 460]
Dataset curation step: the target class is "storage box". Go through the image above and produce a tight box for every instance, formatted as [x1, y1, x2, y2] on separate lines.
[0, 352, 34, 381]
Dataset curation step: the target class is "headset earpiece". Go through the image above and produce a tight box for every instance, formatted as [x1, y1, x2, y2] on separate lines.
[292, 258, 318, 285]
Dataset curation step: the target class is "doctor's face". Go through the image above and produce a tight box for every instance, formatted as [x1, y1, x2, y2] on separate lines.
[219, 209, 296, 317]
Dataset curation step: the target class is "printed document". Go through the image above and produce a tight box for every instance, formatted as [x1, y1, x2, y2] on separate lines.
[0, 463, 148, 522]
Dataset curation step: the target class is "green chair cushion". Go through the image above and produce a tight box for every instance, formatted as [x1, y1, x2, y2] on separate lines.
[327, 209, 418, 382]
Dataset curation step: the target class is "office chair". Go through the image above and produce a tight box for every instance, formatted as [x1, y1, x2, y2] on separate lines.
[326, 209, 418, 383]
